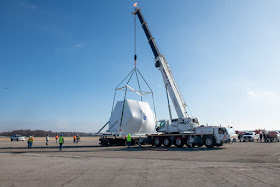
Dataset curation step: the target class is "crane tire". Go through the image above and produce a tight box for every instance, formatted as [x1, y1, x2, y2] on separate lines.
[154, 138, 162, 147]
[175, 139, 184, 147]
[163, 138, 171, 147]
[203, 136, 215, 148]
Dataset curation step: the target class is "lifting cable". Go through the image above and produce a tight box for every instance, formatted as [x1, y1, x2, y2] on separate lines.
[109, 13, 158, 135]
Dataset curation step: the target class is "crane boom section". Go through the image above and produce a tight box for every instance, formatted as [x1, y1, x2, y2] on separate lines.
[133, 7, 188, 119]
[134, 8, 160, 58]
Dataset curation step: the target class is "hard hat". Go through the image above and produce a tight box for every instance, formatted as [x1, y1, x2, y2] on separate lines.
[61, 134, 63, 136]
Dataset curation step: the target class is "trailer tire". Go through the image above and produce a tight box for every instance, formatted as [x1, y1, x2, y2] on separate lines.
[175, 139, 184, 147]
[154, 138, 162, 147]
[163, 138, 171, 147]
[104, 141, 111, 146]
[203, 136, 215, 148]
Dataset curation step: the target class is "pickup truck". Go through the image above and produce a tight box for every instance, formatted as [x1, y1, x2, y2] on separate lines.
[242, 132, 259, 142]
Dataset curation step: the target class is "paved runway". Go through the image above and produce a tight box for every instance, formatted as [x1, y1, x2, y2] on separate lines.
[0, 138, 280, 187]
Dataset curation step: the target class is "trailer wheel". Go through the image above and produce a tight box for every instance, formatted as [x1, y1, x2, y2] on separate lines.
[203, 136, 215, 148]
[163, 138, 171, 147]
[104, 141, 111, 146]
[175, 139, 184, 147]
[154, 138, 162, 147]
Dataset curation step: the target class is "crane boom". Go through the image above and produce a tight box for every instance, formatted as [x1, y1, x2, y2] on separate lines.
[133, 7, 188, 119]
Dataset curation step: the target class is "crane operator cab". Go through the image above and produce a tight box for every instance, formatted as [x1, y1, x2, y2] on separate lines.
[156, 120, 169, 132]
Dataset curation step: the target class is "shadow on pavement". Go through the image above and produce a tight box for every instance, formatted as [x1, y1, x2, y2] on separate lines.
[0, 145, 102, 150]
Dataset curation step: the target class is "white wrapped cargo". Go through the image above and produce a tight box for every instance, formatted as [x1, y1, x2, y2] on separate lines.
[107, 99, 156, 137]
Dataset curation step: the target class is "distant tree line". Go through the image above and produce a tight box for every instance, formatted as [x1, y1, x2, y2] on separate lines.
[0, 129, 94, 137]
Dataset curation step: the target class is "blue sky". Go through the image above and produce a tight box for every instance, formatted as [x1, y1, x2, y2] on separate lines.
[0, 0, 279, 132]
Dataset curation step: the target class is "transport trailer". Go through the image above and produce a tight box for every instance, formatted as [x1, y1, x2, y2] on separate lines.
[99, 134, 143, 146]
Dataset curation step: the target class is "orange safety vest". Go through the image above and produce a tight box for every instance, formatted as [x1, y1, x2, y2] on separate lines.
[56, 136, 58, 139]
[73, 136, 76, 140]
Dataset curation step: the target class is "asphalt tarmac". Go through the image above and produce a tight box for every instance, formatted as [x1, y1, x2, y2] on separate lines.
[0, 138, 280, 187]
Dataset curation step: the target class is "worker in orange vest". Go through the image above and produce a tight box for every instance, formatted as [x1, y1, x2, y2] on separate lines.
[73, 135, 76, 143]
[55, 135, 58, 143]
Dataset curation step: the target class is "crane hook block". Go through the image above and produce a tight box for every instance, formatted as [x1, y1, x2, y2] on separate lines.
[134, 55, 137, 61]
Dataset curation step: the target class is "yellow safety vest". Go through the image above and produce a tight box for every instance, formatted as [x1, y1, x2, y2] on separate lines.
[28, 138, 33, 142]
[59, 136, 64, 143]
[127, 135, 131, 142]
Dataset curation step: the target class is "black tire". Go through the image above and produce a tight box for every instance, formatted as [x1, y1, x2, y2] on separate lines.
[154, 138, 162, 147]
[105, 141, 111, 146]
[203, 136, 215, 148]
[11, 139, 13, 141]
[174, 139, 184, 148]
[163, 138, 171, 147]
[185, 138, 195, 148]
[16, 139, 18, 141]
[243, 140, 245, 142]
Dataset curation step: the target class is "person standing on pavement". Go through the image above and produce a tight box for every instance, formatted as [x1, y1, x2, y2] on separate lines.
[59, 134, 64, 150]
[126, 134, 131, 148]
[46, 134, 50, 145]
[55, 135, 58, 143]
[77, 135, 80, 143]
[73, 135, 76, 143]
[27, 136, 33, 148]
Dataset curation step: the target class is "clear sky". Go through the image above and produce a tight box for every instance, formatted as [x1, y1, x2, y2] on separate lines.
[1, 0, 280, 132]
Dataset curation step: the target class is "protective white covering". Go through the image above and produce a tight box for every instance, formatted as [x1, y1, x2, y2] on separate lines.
[107, 99, 156, 137]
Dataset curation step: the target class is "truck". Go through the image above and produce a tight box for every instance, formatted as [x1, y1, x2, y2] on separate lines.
[99, 7, 230, 148]
[265, 131, 280, 142]
[242, 132, 259, 142]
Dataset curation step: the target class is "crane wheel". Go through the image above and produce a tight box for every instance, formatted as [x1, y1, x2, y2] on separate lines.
[175, 139, 184, 147]
[154, 138, 162, 147]
[186, 138, 195, 148]
[163, 138, 171, 147]
[203, 136, 215, 148]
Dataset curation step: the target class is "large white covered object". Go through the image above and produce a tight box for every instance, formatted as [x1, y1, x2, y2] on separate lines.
[107, 99, 156, 137]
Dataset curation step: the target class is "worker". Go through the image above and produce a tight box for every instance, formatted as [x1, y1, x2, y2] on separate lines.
[55, 135, 58, 143]
[73, 135, 76, 143]
[27, 136, 33, 148]
[59, 134, 64, 150]
[46, 134, 49, 145]
[76, 135, 80, 144]
[126, 133, 131, 148]
[260, 133, 263, 142]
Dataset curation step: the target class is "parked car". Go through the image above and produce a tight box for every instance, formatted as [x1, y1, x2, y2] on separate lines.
[242, 132, 259, 142]
[10, 134, 25, 141]
[226, 127, 238, 142]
